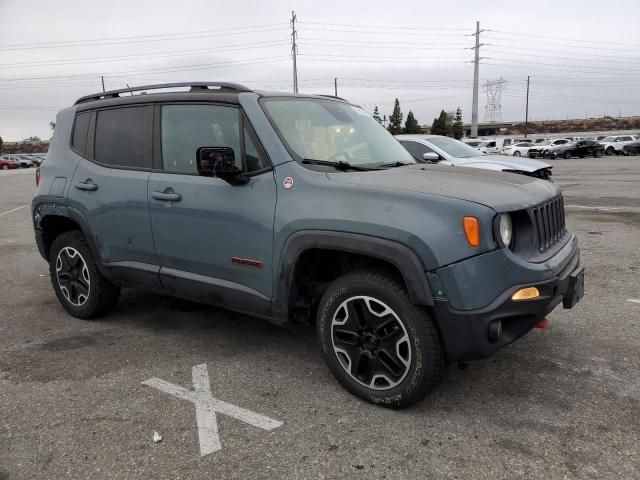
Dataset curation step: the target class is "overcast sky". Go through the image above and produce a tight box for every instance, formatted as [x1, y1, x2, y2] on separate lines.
[1, 0, 639, 141]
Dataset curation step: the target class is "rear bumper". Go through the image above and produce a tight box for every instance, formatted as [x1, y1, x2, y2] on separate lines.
[431, 240, 583, 361]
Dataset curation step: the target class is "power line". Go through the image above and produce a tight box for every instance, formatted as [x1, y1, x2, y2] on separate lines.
[0, 41, 291, 69]
[487, 29, 640, 48]
[298, 21, 469, 31]
[0, 27, 289, 52]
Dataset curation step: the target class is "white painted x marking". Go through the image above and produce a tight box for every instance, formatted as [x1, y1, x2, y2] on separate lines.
[142, 364, 283, 456]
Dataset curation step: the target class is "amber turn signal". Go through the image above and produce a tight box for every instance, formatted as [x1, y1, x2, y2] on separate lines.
[463, 216, 480, 247]
[511, 287, 540, 301]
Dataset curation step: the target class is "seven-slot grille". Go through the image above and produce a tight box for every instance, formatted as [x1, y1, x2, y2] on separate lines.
[531, 196, 566, 252]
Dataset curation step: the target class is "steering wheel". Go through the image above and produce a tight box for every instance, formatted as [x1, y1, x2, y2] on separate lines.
[328, 150, 352, 162]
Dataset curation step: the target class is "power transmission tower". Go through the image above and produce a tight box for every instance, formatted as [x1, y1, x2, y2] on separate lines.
[470, 21, 484, 138]
[290, 11, 299, 94]
[483, 77, 507, 123]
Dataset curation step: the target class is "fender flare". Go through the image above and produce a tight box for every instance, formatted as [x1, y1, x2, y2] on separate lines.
[273, 230, 434, 322]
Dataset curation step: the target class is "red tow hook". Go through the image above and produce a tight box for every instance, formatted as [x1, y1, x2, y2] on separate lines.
[536, 318, 549, 329]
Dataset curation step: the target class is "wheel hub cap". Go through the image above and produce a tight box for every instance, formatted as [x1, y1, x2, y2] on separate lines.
[55, 247, 91, 307]
[331, 296, 412, 391]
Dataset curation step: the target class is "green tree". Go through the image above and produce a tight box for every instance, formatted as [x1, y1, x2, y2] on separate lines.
[403, 110, 421, 134]
[452, 107, 464, 139]
[23, 136, 41, 142]
[387, 99, 403, 135]
[372, 106, 382, 124]
[431, 110, 450, 136]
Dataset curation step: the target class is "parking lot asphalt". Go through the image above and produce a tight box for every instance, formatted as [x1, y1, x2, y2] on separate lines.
[1, 158, 639, 480]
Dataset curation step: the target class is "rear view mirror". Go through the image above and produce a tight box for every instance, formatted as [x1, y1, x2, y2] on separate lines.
[196, 146, 249, 185]
[423, 152, 440, 162]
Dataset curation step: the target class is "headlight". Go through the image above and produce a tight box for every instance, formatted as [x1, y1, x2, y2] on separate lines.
[498, 214, 513, 247]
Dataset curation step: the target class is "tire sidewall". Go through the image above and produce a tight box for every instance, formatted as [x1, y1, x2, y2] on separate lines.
[317, 275, 437, 407]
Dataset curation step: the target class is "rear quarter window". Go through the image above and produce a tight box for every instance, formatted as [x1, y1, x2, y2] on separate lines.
[71, 112, 91, 155]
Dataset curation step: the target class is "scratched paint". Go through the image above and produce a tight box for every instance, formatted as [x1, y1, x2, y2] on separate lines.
[142, 363, 283, 456]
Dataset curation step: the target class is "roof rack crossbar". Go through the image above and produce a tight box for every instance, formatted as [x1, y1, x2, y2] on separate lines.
[74, 82, 251, 105]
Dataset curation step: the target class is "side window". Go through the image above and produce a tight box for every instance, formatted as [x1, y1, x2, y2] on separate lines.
[94, 106, 151, 168]
[400, 140, 433, 160]
[71, 112, 91, 155]
[244, 126, 267, 172]
[488, 141, 496, 148]
[161, 104, 241, 174]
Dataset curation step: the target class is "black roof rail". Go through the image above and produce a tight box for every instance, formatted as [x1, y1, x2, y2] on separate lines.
[74, 82, 252, 105]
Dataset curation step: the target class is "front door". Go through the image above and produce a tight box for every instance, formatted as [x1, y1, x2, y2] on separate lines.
[148, 103, 276, 316]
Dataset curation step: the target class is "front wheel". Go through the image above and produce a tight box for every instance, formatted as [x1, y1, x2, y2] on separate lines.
[316, 270, 446, 409]
[606, 147, 615, 156]
[563, 151, 572, 159]
[513, 151, 521, 157]
[49, 231, 121, 319]
[1, 164, 8, 170]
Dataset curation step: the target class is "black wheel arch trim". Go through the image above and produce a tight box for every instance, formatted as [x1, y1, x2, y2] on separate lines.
[273, 230, 435, 322]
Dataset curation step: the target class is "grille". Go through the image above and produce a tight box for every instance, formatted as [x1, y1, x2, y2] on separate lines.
[531, 196, 566, 252]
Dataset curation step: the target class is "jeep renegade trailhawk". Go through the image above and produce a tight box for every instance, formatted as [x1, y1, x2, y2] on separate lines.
[32, 82, 584, 408]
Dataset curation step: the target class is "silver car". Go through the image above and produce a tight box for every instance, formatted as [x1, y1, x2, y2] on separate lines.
[396, 134, 553, 180]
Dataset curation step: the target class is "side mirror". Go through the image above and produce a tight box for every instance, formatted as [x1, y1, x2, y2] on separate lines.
[423, 152, 440, 162]
[196, 146, 249, 185]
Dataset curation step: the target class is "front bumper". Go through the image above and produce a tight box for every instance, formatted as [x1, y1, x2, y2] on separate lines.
[430, 239, 583, 361]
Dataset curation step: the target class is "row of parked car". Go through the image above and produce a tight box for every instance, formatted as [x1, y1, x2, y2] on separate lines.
[0, 153, 47, 170]
[466, 135, 640, 159]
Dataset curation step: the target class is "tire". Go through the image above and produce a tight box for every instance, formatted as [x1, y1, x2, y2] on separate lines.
[49, 230, 120, 319]
[1, 165, 8, 170]
[513, 151, 521, 157]
[563, 151, 572, 159]
[316, 270, 446, 409]
[606, 147, 615, 156]
[594, 150, 602, 158]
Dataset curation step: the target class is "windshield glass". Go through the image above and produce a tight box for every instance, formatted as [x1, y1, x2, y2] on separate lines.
[602, 136, 616, 142]
[428, 136, 484, 158]
[261, 98, 415, 166]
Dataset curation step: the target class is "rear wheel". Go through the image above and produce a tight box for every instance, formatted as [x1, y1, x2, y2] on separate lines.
[49, 231, 120, 319]
[316, 270, 446, 409]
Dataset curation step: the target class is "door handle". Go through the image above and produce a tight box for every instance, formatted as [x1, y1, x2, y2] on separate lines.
[73, 180, 99, 191]
[152, 191, 182, 202]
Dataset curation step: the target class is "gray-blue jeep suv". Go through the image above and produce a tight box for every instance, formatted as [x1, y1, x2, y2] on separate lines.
[32, 82, 584, 408]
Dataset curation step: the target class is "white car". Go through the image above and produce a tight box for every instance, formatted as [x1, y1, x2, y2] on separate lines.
[600, 135, 637, 155]
[396, 134, 552, 180]
[502, 141, 534, 157]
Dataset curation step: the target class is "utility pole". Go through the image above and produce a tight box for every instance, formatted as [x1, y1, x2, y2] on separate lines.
[470, 21, 483, 138]
[101, 75, 105, 92]
[290, 11, 299, 94]
[334, 77, 338, 97]
[524, 75, 530, 138]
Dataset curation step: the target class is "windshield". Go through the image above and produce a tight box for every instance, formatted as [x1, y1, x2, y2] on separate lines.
[427, 136, 484, 158]
[261, 98, 415, 166]
[602, 136, 616, 142]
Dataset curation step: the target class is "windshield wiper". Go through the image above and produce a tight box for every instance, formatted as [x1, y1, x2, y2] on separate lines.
[376, 161, 414, 168]
[302, 158, 380, 171]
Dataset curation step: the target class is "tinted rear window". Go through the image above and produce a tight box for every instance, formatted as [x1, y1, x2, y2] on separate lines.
[71, 112, 91, 154]
[94, 106, 150, 168]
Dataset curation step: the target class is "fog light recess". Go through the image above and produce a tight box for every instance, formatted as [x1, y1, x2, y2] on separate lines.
[511, 287, 540, 301]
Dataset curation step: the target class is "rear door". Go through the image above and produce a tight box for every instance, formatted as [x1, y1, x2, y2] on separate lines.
[67, 105, 160, 288]
[148, 103, 276, 315]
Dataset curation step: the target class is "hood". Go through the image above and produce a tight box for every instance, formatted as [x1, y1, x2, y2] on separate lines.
[327, 164, 559, 212]
[455, 154, 551, 173]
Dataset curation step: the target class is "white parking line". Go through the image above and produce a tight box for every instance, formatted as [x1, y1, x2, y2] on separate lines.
[143, 363, 283, 456]
[0, 204, 29, 217]
[626, 299, 640, 304]
[565, 204, 623, 212]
